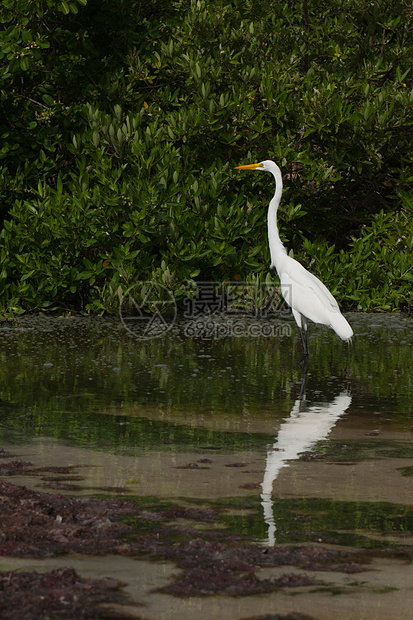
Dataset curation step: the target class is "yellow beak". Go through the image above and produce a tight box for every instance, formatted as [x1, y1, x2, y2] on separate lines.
[235, 162, 263, 170]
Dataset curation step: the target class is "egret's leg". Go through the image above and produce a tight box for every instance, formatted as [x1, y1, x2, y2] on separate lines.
[298, 326, 307, 355]
[292, 310, 308, 366]
[297, 316, 308, 369]
[297, 329, 308, 369]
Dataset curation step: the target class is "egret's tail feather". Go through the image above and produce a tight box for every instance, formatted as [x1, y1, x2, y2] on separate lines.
[331, 313, 353, 341]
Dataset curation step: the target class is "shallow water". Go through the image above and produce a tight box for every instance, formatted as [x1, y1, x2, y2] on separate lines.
[1, 312, 413, 618]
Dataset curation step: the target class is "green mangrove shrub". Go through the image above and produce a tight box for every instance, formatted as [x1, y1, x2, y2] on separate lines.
[1, 0, 412, 314]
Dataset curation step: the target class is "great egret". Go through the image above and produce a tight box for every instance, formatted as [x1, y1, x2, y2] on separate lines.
[235, 160, 353, 359]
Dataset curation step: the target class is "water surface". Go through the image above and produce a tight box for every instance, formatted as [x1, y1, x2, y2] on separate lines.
[1, 312, 413, 619]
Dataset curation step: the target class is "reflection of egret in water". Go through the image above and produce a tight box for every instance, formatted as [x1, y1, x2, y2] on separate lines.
[261, 391, 352, 546]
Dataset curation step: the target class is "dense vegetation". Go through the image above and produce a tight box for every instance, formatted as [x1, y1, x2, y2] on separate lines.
[0, 0, 412, 315]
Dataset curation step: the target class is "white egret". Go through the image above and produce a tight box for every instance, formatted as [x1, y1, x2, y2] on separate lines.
[235, 160, 353, 359]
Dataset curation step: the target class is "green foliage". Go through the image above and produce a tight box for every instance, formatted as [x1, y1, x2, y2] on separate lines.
[1, 0, 413, 313]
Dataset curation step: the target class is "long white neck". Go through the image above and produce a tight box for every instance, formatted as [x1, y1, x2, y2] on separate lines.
[267, 164, 287, 270]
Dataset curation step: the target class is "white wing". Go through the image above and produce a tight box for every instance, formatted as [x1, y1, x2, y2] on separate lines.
[278, 257, 353, 339]
[281, 257, 339, 310]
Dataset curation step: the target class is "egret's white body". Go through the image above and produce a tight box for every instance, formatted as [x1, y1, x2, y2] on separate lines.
[236, 160, 353, 357]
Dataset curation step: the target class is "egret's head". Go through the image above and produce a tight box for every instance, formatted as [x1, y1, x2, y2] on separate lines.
[235, 160, 282, 193]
